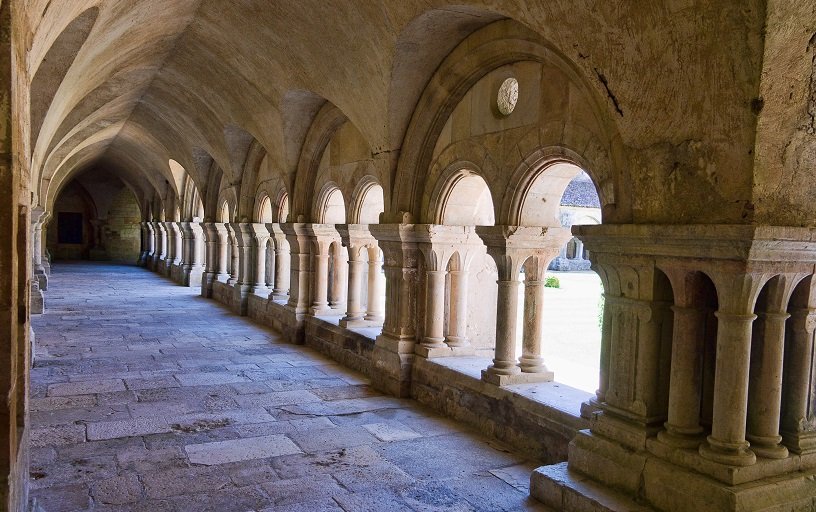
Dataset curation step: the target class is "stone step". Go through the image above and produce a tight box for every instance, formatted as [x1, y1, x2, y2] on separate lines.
[531, 462, 656, 512]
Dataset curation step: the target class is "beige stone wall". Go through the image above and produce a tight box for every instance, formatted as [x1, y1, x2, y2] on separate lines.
[104, 186, 141, 263]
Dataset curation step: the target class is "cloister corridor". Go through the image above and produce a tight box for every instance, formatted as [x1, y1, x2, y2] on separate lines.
[28, 263, 546, 512]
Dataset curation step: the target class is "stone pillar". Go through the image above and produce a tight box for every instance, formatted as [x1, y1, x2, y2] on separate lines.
[153, 221, 167, 270]
[329, 244, 347, 311]
[476, 225, 570, 385]
[142, 221, 155, 267]
[655, 266, 708, 448]
[31, 208, 48, 291]
[340, 246, 366, 325]
[364, 245, 385, 323]
[520, 276, 548, 373]
[369, 223, 419, 397]
[445, 269, 470, 348]
[215, 222, 230, 282]
[781, 276, 816, 454]
[268, 223, 290, 300]
[250, 223, 270, 294]
[228, 222, 255, 315]
[305, 224, 342, 316]
[337, 224, 381, 327]
[282, 223, 312, 315]
[746, 273, 802, 459]
[699, 272, 764, 467]
[200, 222, 219, 297]
[171, 222, 183, 266]
[188, 222, 205, 287]
[518, 253, 560, 376]
[423, 268, 447, 350]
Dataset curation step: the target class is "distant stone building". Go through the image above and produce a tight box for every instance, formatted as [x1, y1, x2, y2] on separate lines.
[549, 172, 601, 271]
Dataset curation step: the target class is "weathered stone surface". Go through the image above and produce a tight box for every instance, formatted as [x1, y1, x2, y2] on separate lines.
[185, 434, 302, 465]
[29, 264, 536, 510]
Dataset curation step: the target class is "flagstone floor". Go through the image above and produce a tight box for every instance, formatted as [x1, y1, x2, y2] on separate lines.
[29, 262, 546, 512]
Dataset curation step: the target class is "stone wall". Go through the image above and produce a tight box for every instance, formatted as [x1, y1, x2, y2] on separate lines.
[104, 187, 141, 263]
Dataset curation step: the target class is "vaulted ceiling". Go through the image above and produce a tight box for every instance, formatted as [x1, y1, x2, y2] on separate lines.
[22, 1, 811, 224]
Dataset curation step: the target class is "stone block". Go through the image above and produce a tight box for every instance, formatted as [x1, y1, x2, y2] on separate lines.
[185, 434, 302, 465]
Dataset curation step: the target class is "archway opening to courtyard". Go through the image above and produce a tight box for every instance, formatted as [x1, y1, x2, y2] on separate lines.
[432, 170, 498, 358]
[517, 163, 603, 392]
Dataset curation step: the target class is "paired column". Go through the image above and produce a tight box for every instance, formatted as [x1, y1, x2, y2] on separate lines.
[340, 245, 367, 325]
[305, 224, 342, 316]
[282, 223, 312, 315]
[214, 223, 230, 282]
[699, 273, 764, 466]
[781, 279, 816, 454]
[250, 224, 271, 294]
[657, 267, 709, 448]
[364, 246, 385, 323]
[268, 223, 290, 300]
[476, 225, 570, 385]
[200, 222, 219, 297]
[746, 274, 803, 459]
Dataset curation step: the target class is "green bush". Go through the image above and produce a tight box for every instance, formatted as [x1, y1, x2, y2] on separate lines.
[544, 275, 560, 288]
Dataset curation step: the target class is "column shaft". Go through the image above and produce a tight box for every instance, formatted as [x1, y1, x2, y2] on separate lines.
[519, 279, 547, 373]
[486, 279, 522, 377]
[423, 270, 447, 348]
[445, 270, 470, 347]
[699, 312, 757, 466]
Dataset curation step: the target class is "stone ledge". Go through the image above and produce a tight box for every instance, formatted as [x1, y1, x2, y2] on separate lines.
[531, 462, 655, 512]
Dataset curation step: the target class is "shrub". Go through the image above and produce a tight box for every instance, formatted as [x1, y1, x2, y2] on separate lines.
[544, 275, 560, 288]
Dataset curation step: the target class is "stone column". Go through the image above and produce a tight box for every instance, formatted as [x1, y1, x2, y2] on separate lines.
[746, 273, 802, 459]
[154, 221, 167, 270]
[423, 268, 447, 350]
[282, 223, 312, 315]
[305, 224, 341, 316]
[364, 245, 385, 323]
[250, 223, 271, 294]
[227, 222, 256, 315]
[369, 223, 420, 397]
[340, 245, 366, 325]
[445, 269, 470, 348]
[487, 268, 522, 381]
[200, 222, 218, 297]
[268, 223, 290, 300]
[519, 254, 560, 376]
[329, 244, 347, 311]
[31, 208, 48, 291]
[520, 277, 548, 373]
[142, 221, 155, 267]
[476, 225, 570, 386]
[656, 266, 707, 448]
[215, 223, 230, 282]
[699, 273, 764, 467]
[171, 222, 183, 265]
[781, 279, 816, 454]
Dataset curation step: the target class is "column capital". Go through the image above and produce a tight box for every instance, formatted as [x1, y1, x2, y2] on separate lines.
[415, 224, 485, 272]
[475, 225, 571, 279]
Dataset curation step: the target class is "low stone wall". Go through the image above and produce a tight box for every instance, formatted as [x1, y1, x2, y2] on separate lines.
[411, 357, 589, 463]
[304, 317, 375, 378]
[211, 280, 236, 313]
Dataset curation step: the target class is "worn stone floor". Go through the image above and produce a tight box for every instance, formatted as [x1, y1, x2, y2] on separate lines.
[29, 262, 546, 512]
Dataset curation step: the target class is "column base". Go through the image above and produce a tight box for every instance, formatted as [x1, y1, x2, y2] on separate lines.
[746, 434, 789, 459]
[444, 335, 470, 348]
[339, 316, 381, 328]
[415, 344, 475, 358]
[656, 427, 706, 449]
[481, 368, 552, 386]
[371, 333, 415, 397]
[699, 436, 757, 467]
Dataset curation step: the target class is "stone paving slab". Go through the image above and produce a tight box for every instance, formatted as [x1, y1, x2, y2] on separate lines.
[29, 263, 543, 511]
[185, 434, 302, 465]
